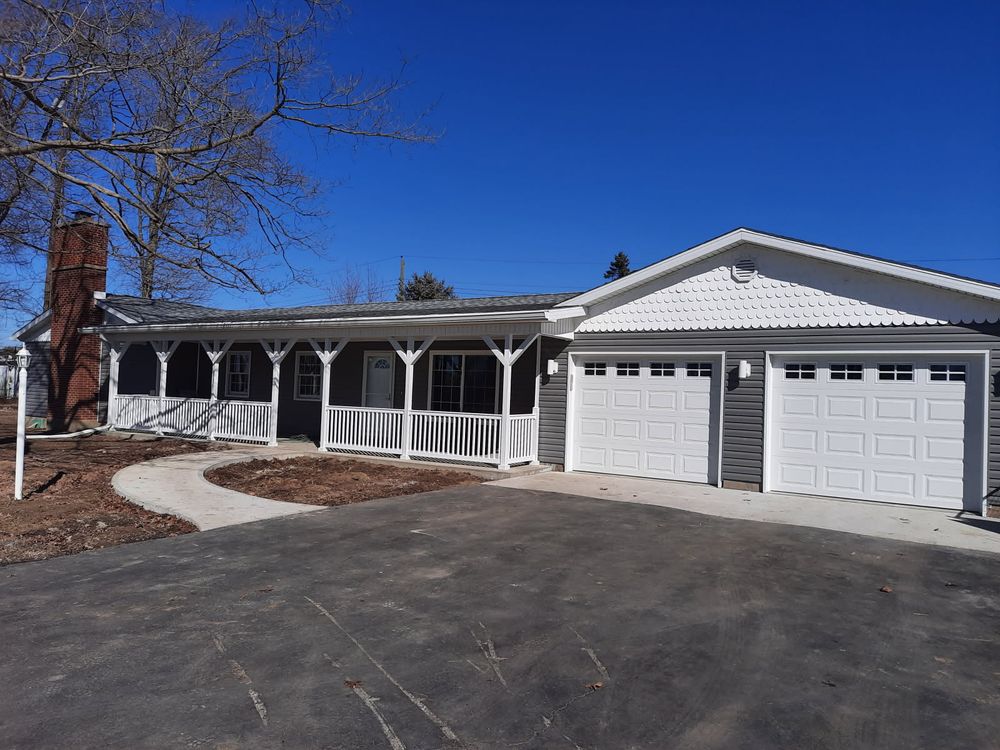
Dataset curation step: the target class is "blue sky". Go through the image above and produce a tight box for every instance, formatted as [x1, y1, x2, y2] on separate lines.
[257, 0, 1000, 307]
[7, 0, 1000, 335]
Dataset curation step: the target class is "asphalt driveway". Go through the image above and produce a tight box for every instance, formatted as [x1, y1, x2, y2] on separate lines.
[2, 484, 999, 749]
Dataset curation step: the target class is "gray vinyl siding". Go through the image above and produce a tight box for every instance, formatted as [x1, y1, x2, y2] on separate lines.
[538, 338, 570, 465]
[570, 324, 1000, 502]
[24, 341, 50, 419]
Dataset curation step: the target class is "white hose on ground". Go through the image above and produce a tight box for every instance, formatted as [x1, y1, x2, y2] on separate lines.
[27, 424, 112, 440]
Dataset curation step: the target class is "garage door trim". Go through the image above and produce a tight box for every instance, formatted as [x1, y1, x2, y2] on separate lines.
[763, 349, 990, 513]
[565, 350, 726, 486]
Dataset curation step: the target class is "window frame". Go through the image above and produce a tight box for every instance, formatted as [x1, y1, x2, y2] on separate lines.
[686, 362, 713, 378]
[929, 363, 966, 383]
[224, 350, 252, 399]
[583, 362, 607, 376]
[293, 350, 323, 402]
[427, 351, 500, 414]
[783, 363, 817, 380]
[877, 363, 915, 382]
[829, 363, 864, 382]
[616, 361, 640, 377]
[650, 362, 676, 377]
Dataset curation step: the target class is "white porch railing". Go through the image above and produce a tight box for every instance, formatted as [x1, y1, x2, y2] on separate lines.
[112, 394, 271, 444]
[323, 405, 537, 466]
[214, 400, 272, 444]
[326, 405, 404, 454]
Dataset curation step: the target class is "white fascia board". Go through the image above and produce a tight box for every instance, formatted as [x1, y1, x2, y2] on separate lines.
[544, 306, 586, 321]
[12, 309, 51, 340]
[95, 300, 140, 325]
[558, 229, 1000, 309]
[80, 308, 557, 335]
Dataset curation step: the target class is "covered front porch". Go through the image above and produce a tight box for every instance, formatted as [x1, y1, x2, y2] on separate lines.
[106, 329, 558, 469]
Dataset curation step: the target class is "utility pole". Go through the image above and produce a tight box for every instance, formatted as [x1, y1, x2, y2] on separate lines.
[397, 255, 405, 301]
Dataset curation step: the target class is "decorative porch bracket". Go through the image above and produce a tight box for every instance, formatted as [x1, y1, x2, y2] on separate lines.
[483, 334, 540, 469]
[309, 338, 349, 451]
[388, 337, 436, 459]
[260, 338, 297, 446]
[200, 339, 234, 440]
[151, 340, 181, 435]
[103, 338, 131, 429]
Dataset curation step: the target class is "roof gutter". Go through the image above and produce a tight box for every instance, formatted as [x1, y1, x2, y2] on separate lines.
[81, 307, 581, 335]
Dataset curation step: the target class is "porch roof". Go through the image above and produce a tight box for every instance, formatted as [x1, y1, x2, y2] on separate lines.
[86, 292, 584, 336]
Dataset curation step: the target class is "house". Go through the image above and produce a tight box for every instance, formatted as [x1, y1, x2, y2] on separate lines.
[15, 213, 1000, 515]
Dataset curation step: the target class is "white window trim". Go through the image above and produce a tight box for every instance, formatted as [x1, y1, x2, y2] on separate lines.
[224, 350, 252, 399]
[361, 350, 396, 408]
[427, 351, 500, 414]
[293, 350, 322, 402]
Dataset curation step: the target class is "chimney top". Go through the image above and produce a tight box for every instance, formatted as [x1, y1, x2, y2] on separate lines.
[71, 209, 97, 222]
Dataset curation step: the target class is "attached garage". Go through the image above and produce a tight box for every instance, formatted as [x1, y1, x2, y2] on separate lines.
[569, 355, 722, 484]
[766, 353, 987, 510]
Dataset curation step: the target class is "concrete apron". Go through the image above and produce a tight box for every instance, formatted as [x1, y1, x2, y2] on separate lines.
[490, 471, 1000, 555]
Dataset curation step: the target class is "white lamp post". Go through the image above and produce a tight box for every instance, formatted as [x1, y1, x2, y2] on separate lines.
[14, 345, 30, 501]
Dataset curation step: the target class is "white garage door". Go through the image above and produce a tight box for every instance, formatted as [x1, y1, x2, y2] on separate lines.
[572, 358, 719, 483]
[769, 355, 985, 510]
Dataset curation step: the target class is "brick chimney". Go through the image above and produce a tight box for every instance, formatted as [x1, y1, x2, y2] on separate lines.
[48, 211, 109, 430]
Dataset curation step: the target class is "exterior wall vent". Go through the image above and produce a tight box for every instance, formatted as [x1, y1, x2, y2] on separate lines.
[731, 257, 757, 282]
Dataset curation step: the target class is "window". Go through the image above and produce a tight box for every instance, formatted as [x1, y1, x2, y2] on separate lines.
[930, 364, 966, 382]
[783, 363, 816, 380]
[584, 362, 606, 376]
[616, 362, 639, 376]
[878, 364, 913, 382]
[650, 362, 676, 377]
[225, 351, 251, 397]
[430, 354, 497, 413]
[686, 362, 712, 378]
[295, 351, 322, 400]
[830, 363, 863, 381]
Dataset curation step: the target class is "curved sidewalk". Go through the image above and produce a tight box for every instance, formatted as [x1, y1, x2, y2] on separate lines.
[112, 446, 321, 530]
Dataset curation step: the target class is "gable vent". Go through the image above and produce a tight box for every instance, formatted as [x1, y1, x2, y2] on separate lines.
[731, 257, 757, 282]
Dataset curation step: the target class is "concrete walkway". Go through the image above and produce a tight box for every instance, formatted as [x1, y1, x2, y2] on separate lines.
[112, 446, 321, 530]
[492, 471, 1000, 554]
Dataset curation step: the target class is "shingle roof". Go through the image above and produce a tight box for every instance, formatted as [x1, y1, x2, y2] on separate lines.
[102, 292, 578, 327]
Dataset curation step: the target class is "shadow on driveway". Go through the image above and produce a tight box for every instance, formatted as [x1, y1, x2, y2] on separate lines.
[2, 484, 999, 749]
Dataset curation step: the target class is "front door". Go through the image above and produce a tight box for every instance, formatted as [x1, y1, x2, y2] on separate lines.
[364, 353, 395, 408]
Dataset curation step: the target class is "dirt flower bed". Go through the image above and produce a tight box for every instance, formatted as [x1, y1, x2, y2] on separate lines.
[0, 406, 228, 565]
[206, 455, 483, 506]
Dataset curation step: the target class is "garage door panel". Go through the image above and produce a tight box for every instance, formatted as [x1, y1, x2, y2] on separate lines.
[573, 358, 717, 484]
[770, 355, 982, 510]
[825, 431, 864, 456]
[647, 391, 677, 410]
[826, 396, 866, 419]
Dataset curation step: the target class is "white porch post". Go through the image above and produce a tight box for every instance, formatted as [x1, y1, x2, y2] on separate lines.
[151, 340, 180, 435]
[106, 340, 130, 429]
[309, 338, 349, 451]
[484, 334, 539, 470]
[260, 338, 296, 446]
[531, 337, 542, 465]
[200, 339, 233, 440]
[389, 337, 435, 460]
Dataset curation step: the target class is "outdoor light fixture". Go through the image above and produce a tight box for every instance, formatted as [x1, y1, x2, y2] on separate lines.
[14, 346, 30, 501]
[738, 360, 752, 380]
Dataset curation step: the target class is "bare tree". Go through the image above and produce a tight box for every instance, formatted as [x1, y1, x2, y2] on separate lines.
[328, 263, 385, 305]
[0, 0, 432, 304]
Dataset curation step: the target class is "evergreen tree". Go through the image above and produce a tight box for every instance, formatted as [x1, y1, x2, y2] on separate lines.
[603, 251, 632, 280]
[398, 271, 457, 301]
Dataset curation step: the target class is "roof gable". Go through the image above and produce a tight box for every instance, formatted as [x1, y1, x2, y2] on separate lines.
[562, 228, 1000, 310]
[578, 242, 1000, 333]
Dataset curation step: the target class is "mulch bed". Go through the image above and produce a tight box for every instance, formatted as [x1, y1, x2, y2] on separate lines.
[206, 455, 483, 506]
[0, 404, 228, 565]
